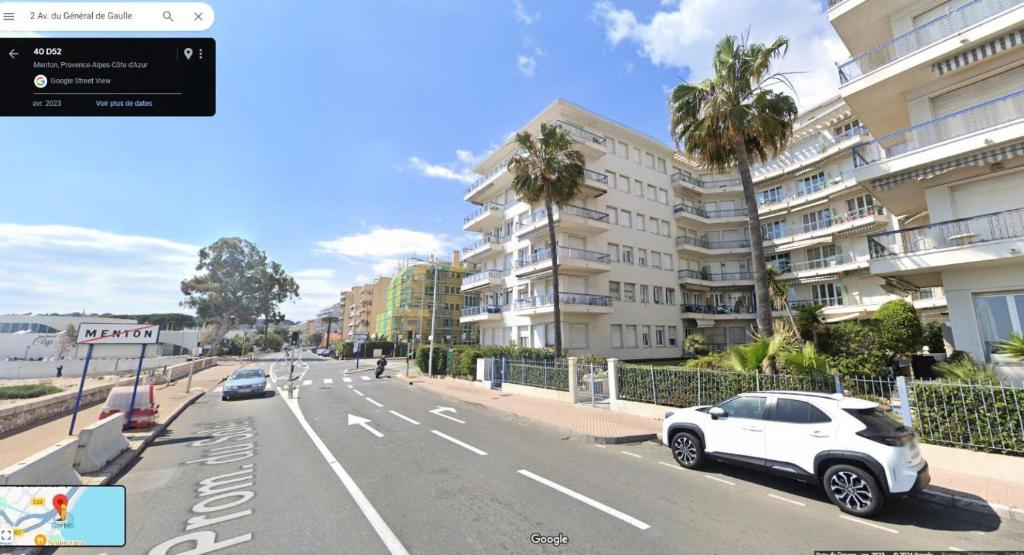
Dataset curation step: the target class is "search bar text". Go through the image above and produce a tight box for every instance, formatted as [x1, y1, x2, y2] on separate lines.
[0, 3, 214, 31]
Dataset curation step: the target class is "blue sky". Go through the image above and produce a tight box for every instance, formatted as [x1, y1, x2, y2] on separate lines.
[0, 0, 845, 320]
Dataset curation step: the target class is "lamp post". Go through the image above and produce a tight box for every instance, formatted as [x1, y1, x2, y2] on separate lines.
[427, 263, 439, 378]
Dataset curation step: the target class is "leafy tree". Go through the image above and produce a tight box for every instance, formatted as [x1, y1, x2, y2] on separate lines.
[507, 123, 586, 357]
[309, 331, 323, 347]
[180, 237, 300, 345]
[923, 321, 946, 355]
[669, 34, 798, 336]
[821, 321, 888, 376]
[874, 299, 923, 357]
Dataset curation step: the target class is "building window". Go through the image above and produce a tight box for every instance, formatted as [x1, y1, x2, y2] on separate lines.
[567, 323, 589, 349]
[649, 217, 659, 235]
[668, 326, 678, 347]
[639, 285, 650, 303]
[795, 172, 827, 196]
[623, 283, 636, 302]
[624, 325, 638, 348]
[609, 281, 621, 300]
[634, 178, 643, 197]
[638, 248, 648, 267]
[802, 209, 832, 233]
[765, 253, 792, 273]
[762, 220, 788, 240]
[632, 146, 641, 164]
[622, 246, 634, 264]
[834, 119, 861, 138]
[636, 213, 645, 231]
[618, 141, 629, 159]
[641, 325, 651, 347]
[655, 326, 666, 347]
[664, 254, 674, 271]
[620, 210, 632, 228]
[975, 292, 1024, 357]
[847, 194, 879, 217]
[646, 184, 657, 201]
[805, 245, 837, 268]
[605, 136, 616, 156]
[666, 288, 676, 305]
[651, 252, 662, 269]
[812, 283, 844, 306]
[611, 324, 623, 348]
[645, 152, 655, 169]
[653, 286, 664, 304]
[757, 186, 784, 206]
[657, 157, 667, 174]
[659, 188, 669, 204]
[608, 243, 620, 263]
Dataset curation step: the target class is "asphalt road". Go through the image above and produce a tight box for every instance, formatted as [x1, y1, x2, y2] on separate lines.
[68, 352, 1024, 554]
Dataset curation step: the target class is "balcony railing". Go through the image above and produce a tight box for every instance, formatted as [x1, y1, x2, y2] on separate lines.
[671, 172, 742, 190]
[553, 120, 607, 147]
[678, 270, 754, 281]
[868, 207, 1024, 258]
[583, 168, 609, 184]
[789, 298, 845, 308]
[464, 202, 504, 224]
[827, 0, 849, 8]
[763, 206, 885, 240]
[673, 204, 748, 219]
[838, 0, 1024, 85]
[461, 234, 501, 254]
[461, 305, 507, 317]
[676, 235, 752, 250]
[681, 303, 756, 315]
[465, 148, 526, 196]
[514, 292, 614, 310]
[786, 253, 859, 272]
[517, 204, 610, 228]
[853, 89, 1024, 167]
[515, 246, 611, 268]
[462, 269, 504, 285]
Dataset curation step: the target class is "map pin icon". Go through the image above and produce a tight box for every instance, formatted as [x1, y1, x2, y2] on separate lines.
[184, 47, 193, 61]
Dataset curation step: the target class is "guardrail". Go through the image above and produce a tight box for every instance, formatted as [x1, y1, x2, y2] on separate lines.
[785, 253, 859, 272]
[461, 234, 501, 254]
[465, 148, 526, 196]
[583, 168, 609, 184]
[868, 207, 1024, 258]
[513, 292, 614, 310]
[671, 172, 742, 190]
[554, 120, 607, 146]
[680, 303, 755, 315]
[518, 204, 610, 228]
[502, 359, 570, 391]
[837, 0, 1024, 85]
[463, 202, 504, 224]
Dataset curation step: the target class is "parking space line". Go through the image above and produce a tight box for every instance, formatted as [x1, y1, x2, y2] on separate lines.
[767, 494, 805, 507]
[516, 469, 650, 531]
[620, 451, 642, 458]
[431, 430, 488, 456]
[389, 410, 420, 425]
[703, 475, 735, 486]
[658, 461, 682, 471]
[839, 515, 898, 534]
[366, 397, 383, 408]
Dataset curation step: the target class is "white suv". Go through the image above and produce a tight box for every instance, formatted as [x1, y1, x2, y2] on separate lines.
[662, 391, 929, 517]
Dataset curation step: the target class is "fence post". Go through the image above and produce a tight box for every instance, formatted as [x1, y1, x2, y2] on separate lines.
[544, 359, 548, 389]
[755, 370, 760, 391]
[607, 358, 619, 404]
[896, 376, 913, 429]
[696, 367, 702, 406]
[650, 364, 658, 406]
[567, 357, 578, 402]
[834, 374, 844, 395]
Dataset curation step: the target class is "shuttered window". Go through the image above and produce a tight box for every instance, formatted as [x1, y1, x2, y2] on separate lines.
[930, 64, 1024, 117]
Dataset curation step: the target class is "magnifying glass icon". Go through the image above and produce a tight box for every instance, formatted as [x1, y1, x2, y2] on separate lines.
[162, 10, 174, 22]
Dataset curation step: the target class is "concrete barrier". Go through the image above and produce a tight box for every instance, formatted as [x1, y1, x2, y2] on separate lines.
[150, 357, 219, 384]
[0, 438, 82, 486]
[0, 381, 118, 436]
[74, 413, 129, 473]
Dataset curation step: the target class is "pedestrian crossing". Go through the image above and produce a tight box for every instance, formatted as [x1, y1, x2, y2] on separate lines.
[323, 378, 334, 385]
[343, 377, 352, 383]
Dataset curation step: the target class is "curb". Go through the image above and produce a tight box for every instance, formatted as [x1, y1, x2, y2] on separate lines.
[917, 487, 1024, 523]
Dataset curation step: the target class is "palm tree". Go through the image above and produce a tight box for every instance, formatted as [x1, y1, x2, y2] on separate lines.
[507, 123, 586, 357]
[794, 303, 826, 347]
[998, 332, 1024, 361]
[321, 316, 338, 349]
[765, 264, 796, 330]
[669, 34, 799, 336]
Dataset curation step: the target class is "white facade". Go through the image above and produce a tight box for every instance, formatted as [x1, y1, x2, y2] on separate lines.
[831, 0, 1024, 362]
[460, 100, 682, 359]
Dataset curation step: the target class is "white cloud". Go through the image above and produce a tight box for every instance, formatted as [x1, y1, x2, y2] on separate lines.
[517, 54, 537, 77]
[512, 0, 539, 24]
[317, 228, 450, 259]
[407, 156, 476, 184]
[593, 0, 849, 109]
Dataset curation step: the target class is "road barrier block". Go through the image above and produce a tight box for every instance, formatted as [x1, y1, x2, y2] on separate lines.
[74, 413, 130, 473]
[0, 438, 82, 486]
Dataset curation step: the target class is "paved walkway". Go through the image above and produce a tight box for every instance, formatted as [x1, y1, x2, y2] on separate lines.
[408, 374, 1024, 518]
[0, 363, 241, 469]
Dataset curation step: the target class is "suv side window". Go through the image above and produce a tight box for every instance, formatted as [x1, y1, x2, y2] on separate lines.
[775, 398, 831, 424]
[718, 396, 766, 419]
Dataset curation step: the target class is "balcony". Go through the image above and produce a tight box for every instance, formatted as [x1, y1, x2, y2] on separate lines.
[782, 253, 869, 280]
[673, 203, 747, 224]
[867, 207, 1024, 284]
[552, 120, 607, 159]
[460, 304, 508, 322]
[515, 204, 611, 237]
[514, 246, 611, 277]
[680, 303, 756, 320]
[464, 149, 524, 203]
[513, 292, 614, 316]
[460, 269, 504, 292]
[676, 235, 751, 254]
[763, 206, 887, 251]
[678, 269, 754, 287]
[749, 126, 870, 182]
[671, 172, 742, 194]
[580, 168, 610, 198]
[461, 235, 504, 262]
[463, 202, 505, 232]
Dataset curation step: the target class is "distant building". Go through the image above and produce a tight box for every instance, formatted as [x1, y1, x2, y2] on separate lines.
[0, 314, 198, 360]
[341, 276, 391, 340]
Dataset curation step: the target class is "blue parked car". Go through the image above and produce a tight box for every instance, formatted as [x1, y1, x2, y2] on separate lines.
[222, 367, 269, 401]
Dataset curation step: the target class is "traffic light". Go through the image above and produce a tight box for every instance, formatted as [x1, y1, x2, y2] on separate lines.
[291, 331, 300, 346]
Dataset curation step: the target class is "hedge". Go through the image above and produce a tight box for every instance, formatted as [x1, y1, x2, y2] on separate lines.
[0, 384, 62, 399]
[617, 365, 836, 408]
[910, 380, 1024, 455]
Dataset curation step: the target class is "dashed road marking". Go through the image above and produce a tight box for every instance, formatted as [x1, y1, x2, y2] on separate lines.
[768, 494, 805, 507]
[343, 377, 353, 383]
[323, 378, 334, 385]
[353, 390, 365, 397]
[517, 469, 650, 531]
[431, 430, 487, 456]
[389, 410, 420, 425]
[347, 385, 354, 389]
[302, 380, 313, 386]
[366, 397, 383, 408]
[703, 475, 735, 486]
[839, 515, 898, 534]
[620, 451, 642, 458]
[361, 376, 371, 381]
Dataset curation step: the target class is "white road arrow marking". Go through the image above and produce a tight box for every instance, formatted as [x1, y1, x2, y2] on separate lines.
[429, 406, 465, 424]
[348, 414, 384, 438]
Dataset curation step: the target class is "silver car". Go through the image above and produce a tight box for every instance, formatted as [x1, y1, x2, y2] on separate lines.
[222, 367, 269, 401]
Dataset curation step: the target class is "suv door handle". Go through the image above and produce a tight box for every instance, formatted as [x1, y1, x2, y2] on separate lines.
[810, 431, 830, 438]
[743, 426, 763, 432]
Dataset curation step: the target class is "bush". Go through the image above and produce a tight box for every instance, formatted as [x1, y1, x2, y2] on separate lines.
[934, 353, 1001, 383]
[683, 334, 707, 354]
[874, 299, 924, 356]
[820, 321, 889, 376]
[617, 365, 835, 407]
[688, 352, 730, 370]
[0, 384, 62, 399]
[923, 322, 945, 355]
[911, 380, 1024, 454]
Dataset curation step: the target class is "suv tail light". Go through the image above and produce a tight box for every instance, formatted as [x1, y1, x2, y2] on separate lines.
[856, 429, 913, 447]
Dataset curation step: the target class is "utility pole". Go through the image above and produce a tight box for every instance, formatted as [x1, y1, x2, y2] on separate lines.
[428, 263, 439, 377]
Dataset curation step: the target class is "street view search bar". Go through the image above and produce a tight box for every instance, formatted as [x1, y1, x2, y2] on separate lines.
[0, 2, 214, 31]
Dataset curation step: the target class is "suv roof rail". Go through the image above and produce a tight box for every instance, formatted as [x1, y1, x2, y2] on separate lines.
[747, 390, 842, 400]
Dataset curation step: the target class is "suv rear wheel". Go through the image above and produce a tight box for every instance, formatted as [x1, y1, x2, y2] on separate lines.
[823, 464, 884, 517]
[670, 431, 705, 469]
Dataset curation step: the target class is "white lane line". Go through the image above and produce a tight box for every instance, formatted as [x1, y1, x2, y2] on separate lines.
[279, 393, 409, 554]
[594, 444, 607, 449]
[389, 410, 420, 425]
[767, 493, 806, 507]
[839, 515, 899, 534]
[429, 407, 466, 424]
[343, 377, 353, 383]
[517, 469, 650, 531]
[302, 380, 313, 386]
[347, 384, 354, 389]
[620, 451, 642, 458]
[658, 461, 682, 471]
[353, 390, 365, 397]
[323, 378, 334, 385]
[703, 475, 735, 486]
[366, 397, 384, 408]
[361, 376, 371, 381]
[431, 430, 487, 456]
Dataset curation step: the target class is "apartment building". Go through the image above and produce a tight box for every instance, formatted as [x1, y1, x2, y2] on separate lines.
[829, 0, 1024, 363]
[315, 303, 344, 346]
[673, 96, 947, 352]
[459, 99, 682, 358]
[374, 254, 477, 346]
[342, 276, 391, 340]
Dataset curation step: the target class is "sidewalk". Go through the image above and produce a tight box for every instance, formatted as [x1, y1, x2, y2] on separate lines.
[407, 374, 1024, 521]
[0, 363, 241, 470]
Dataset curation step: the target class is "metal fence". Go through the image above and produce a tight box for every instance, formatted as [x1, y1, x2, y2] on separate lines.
[616, 365, 838, 407]
[502, 359, 569, 392]
[909, 379, 1024, 455]
[575, 362, 610, 406]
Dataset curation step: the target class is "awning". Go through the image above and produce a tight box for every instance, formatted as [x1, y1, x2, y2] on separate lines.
[872, 141, 1024, 191]
[933, 28, 1024, 76]
[767, 236, 833, 253]
[695, 319, 717, 328]
[823, 312, 865, 324]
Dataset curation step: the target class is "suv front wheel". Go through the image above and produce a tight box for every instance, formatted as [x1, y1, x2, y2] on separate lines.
[823, 464, 884, 517]
[670, 431, 705, 469]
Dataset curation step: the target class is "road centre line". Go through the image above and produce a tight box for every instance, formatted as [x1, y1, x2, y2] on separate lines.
[767, 494, 805, 507]
[389, 410, 420, 425]
[516, 469, 650, 531]
[839, 515, 898, 534]
[279, 393, 408, 554]
[366, 398, 383, 408]
[431, 430, 487, 456]
[703, 475, 735, 486]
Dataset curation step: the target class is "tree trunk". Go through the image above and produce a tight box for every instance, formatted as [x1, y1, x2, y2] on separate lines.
[324, 321, 332, 349]
[544, 193, 563, 358]
[733, 135, 774, 336]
